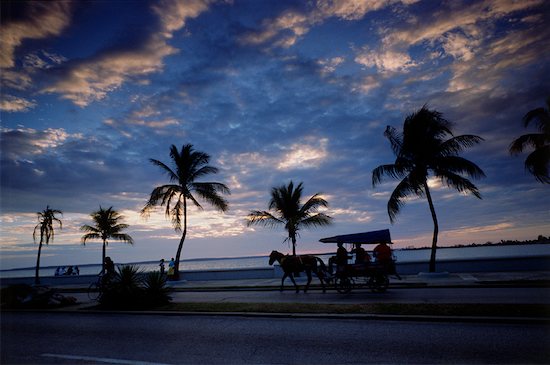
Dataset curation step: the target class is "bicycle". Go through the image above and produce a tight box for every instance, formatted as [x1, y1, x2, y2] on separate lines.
[87, 274, 113, 301]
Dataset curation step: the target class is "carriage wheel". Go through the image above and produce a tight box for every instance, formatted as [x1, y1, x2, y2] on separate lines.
[368, 273, 389, 293]
[335, 277, 352, 294]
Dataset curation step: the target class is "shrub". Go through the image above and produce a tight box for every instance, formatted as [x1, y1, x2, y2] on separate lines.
[99, 265, 172, 309]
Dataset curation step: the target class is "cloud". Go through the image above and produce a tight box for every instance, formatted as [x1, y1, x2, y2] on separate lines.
[277, 137, 329, 170]
[42, 0, 212, 107]
[0, 95, 36, 112]
[239, 0, 417, 48]
[0, 1, 73, 69]
[355, 47, 417, 73]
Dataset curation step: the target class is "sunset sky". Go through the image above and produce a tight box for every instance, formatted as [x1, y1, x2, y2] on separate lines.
[1, 0, 549, 270]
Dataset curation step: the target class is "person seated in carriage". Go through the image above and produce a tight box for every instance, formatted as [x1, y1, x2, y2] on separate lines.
[352, 244, 371, 265]
[328, 242, 350, 274]
[373, 241, 401, 279]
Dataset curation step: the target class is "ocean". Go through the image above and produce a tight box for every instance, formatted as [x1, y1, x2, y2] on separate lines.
[1, 243, 549, 279]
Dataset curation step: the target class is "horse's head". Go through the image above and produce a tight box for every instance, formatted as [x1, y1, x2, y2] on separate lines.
[268, 250, 281, 265]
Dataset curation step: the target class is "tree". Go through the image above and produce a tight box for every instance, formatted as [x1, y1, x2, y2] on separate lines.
[33, 206, 62, 285]
[509, 97, 550, 184]
[81, 206, 134, 272]
[141, 144, 230, 280]
[372, 106, 485, 272]
[247, 181, 333, 256]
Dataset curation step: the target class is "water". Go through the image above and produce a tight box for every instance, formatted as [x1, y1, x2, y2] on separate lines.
[1, 244, 549, 279]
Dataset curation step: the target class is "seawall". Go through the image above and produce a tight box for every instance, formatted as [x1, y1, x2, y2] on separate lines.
[1, 255, 549, 287]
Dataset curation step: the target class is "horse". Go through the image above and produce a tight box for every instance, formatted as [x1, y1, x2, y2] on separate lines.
[268, 250, 328, 293]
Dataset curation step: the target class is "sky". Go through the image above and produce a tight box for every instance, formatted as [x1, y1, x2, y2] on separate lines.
[1, 0, 549, 270]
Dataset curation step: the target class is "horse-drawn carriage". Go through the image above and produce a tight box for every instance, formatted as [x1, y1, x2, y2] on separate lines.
[319, 229, 398, 294]
[269, 229, 399, 294]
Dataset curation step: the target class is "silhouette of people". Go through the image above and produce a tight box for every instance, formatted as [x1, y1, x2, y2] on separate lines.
[159, 259, 165, 275]
[167, 258, 175, 279]
[329, 242, 350, 274]
[102, 256, 116, 286]
[373, 242, 400, 279]
[74, 266, 80, 275]
[66, 266, 73, 275]
[352, 244, 371, 265]
[373, 242, 392, 262]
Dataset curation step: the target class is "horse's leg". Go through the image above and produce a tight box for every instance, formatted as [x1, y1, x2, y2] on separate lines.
[288, 273, 299, 293]
[315, 269, 326, 293]
[304, 269, 312, 293]
[280, 272, 288, 291]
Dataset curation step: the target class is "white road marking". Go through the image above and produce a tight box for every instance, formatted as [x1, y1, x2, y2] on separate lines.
[41, 353, 172, 365]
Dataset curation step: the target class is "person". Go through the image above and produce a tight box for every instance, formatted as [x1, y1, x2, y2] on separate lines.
[55, 266, 62, 276]
[373, 241, 392, 262]
[74, 266, 80, 275]
[159, 259, 165, 275]
[167, 257, 175, 279]
[373, 241, 400, 279]
[102, 256, 116, 286]
[65, 266, 73, 275]
[329, 242, 350, 274]
[352, 244, 371, 265]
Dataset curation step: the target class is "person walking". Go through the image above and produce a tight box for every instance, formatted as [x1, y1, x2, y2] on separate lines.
[159, 259, 165, 275]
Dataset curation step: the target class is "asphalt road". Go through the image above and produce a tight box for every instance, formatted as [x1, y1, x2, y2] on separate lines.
[2, 312, 549, 364]
[170, 286, 550, 304]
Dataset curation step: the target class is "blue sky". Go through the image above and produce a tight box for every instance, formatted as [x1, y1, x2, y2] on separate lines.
[1, 0, 549, 270]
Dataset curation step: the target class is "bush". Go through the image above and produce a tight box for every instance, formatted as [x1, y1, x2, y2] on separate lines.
[99, 265, 172, 309]
[143, 271, 172, 306]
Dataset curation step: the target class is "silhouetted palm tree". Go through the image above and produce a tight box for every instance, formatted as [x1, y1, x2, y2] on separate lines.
[247, 181, 333, 256]
[372, 106, 485, 272]
[509, 97, 550, 184]
[81, 206, 134, 273]
[33, 206, 62, 284]
[141, 144, 230, 280]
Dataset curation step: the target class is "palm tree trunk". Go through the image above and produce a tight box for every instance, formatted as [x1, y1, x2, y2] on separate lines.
[174, 197, 187, 280]
[424, 181, 439, 273]
[291, 236, 296, 256]
[102, 239, 106, 273]
[35, 241, 43, 285]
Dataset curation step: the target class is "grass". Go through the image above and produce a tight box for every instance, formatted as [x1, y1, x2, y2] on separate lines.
[155, 302, 550, 318]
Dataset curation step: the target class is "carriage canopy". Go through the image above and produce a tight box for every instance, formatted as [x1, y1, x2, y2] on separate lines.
[319, 229, 392, 245]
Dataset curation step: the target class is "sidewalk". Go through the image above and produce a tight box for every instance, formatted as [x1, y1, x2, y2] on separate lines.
[162, 270, 550, 290]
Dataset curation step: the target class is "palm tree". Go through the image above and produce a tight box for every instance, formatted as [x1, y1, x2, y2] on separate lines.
[33, 206, 62, 285]
[81, 206, 134, 273]
[509, 97, 550, 184]
[247, 181, 333, 256]
[372, 106, 485, 272]
[141, 144, 230, 280]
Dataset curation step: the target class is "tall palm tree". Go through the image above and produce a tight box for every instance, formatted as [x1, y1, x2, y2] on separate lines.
[247, 181, 333, 256]
[372, 106, 485, 272]
[33, 206, 62, 285]
[81, 206, 134, 272]
[509, 97, 550, 184]
[141, 144, 230, 280]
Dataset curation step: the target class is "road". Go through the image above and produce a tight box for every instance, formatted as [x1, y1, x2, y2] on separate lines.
[2, 312, 549, 364]
[170, 286, 550, 304]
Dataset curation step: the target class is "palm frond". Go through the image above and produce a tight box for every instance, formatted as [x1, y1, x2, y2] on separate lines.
[246, 211, 284, 228]
[387, 175, 420, 223]
[440, 135, 484, 156]
[509, 133, 547, 154]
[299, 193, 328, 215]
[299, 212, 333, 228]
[435, 156, 486, 180]
[439, 171, 482, 199]
[372, 163, 409, 186]
[150, 158, 179, 182]
[525, 145, 550, 183]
